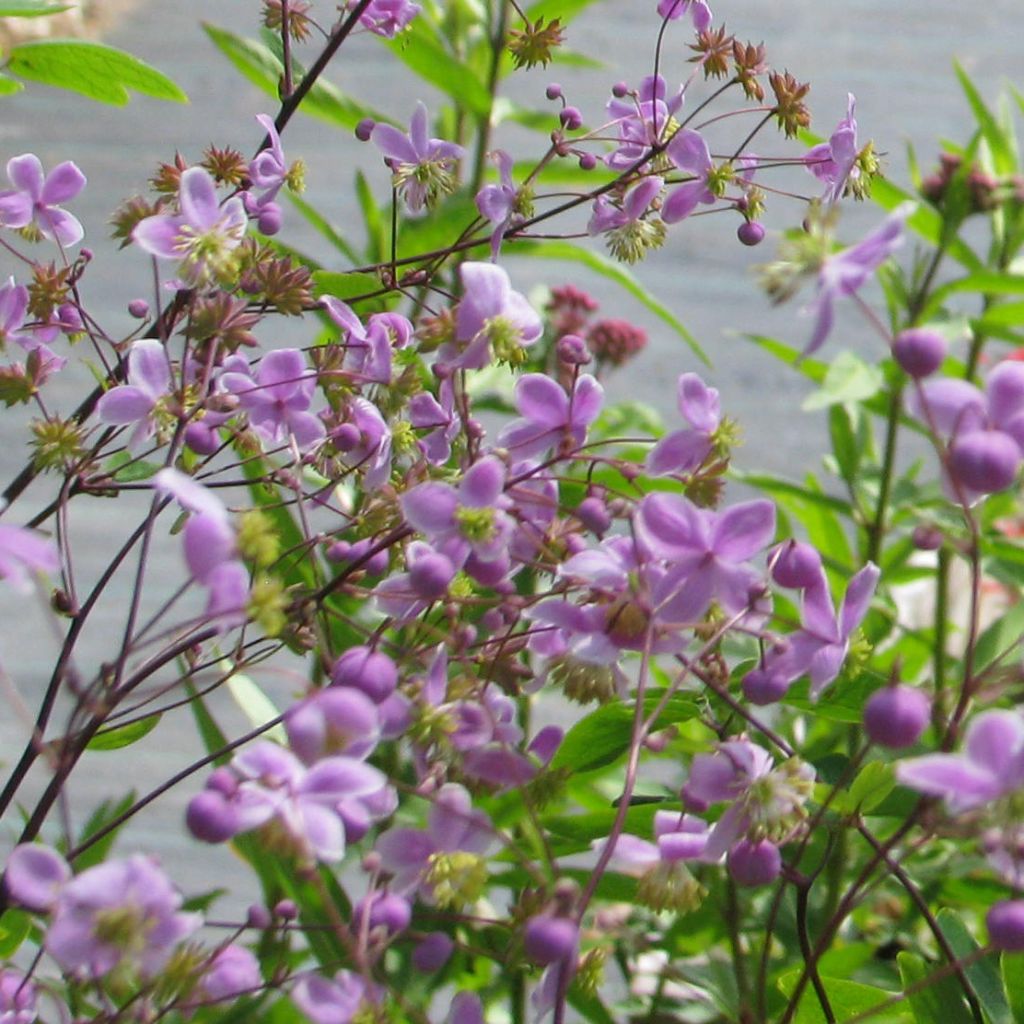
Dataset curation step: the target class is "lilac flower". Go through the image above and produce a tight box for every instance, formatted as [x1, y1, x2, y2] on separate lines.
[0, 523, 59, 592]
[214, 740, 390, 863]
[370, 102, 463, 212]
[96, 338, 174, 449]
[804, 94, 859, 203]
[376, 783, 494, 906]
[221, 348, 325, 452]
[191, 944, 262, 1004]
[657, 0, 712, 31]
[355, 0, 421, 37]
[249, 114, 288, 206]
[662, 130, 717, 224]
[0, 153, 85, 246]
[375, 539, 462, 622]
[497, 373, 604, 459]
[646, 372, 720, 475]
[757, 562, 880, 700]
[333, 396, 393, 490]
[441, 261, 542, 371]
[292, 969, 380, 1024]
[0, 277, 57, 359]
[636, 493, 776, 624]
[601, 810, 710, 911]
[476, 150, 525, 260]
[408, 377, 458, 464]
[896, 710, 1024, 814]
[803, 203, 911, 357]
[682, 739, 814, 859]
[154, 468, 250, 630]
[0, 970, 37, 1024]
[6, 845, 201, 978]
[285, 686, 381, 763]
[401, 455, 514, 564]
[588, 176, 665, 263]
[322, 298, 411, 386]
[605, 75, 684, 171]
[133, 166, 247, 287]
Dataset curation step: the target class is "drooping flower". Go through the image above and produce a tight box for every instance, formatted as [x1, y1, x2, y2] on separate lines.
[408, 377, 458, 464]
[248, 114, 288, 206]
[476, 149, 530, 260]
[804, 94, 860, 203]
[0, 277, 61, 362]
[133, 166, 247, 287]
[441, 262, 542, 370]
[370, 102, 463, 212]
[0, 523, 59, 592]
[332, 396, 393, 490]
[802, 203, 910, 357]
[497, 373, 604, 459]
[588, 176, 666, 263]
[605, 75, 684, 171]
[646, 372, 720, 475]
[662, 129, 718, 223]
[657, 0, 712, 32]
[0, 153, 86, 246]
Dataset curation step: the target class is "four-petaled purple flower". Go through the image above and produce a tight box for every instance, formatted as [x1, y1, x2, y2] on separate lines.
[0, 153, 86, 246]
[96, 338, 175, 449]
[133, 166, 247, 287]
[497, 372, 604, 459]
[370, 102, 463, 212]
[605, 75, 683, 171]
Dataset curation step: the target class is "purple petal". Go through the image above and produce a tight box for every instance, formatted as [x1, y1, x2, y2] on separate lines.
[183, 512, 236, 583]
[40, 161, 86, 205]
[132, 213, 186, 259]
[178, 167, 220, 231]
[6, 154, 43, 199]
[988, 362, 1024, 430]
[456, 262, 510, 340]
[623, 175, 663, 220]
[677, 373, 720, 431]
[702, 803, 747, 861]
[646, 429, 712, 476]
[459, 455, 505, 506]
[803, 290, 835, 358]
[409, 102, 430, 157]
[204, 560, 250, 628]
[838, 562, 880, 638]
[38, 206, 83, 247]
[909, 378, 986, 436]
[571, 374, 604, 428]
[711, 500, 776, 560]
[449, 992, 484, 1024]
[301, 758, 386, 801]
[0, 191, 33, 229]
[806, 641, 847, 699]
[128, 339, 172, 399]
[964, 711, 1024, 780]
[637, 492, 710, 558]
[96, 385, 154, 425]
[514, 374, 569, 427]
[895, 753, 1003, 811]
[606, 833, 659, 871]
[299, 802, 346, 861]
[653, 562, 715, 625]
[667, 129, 712, 174]
[801, 577, 838, 638]
[402, 482, 458, 535]
[371, 123, 418, 164]
[661, 180, 707, 224]
[154, 467, 228, 521]
[257, 348, 308, 394]
[5, 844, 70, 911]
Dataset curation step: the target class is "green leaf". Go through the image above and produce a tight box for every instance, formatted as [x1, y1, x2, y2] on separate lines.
[973, 599, 1024, 674]
[7, 40, 187, 105]
[88, 713, 161, 751]
[829, 404, 862, 484]
[384, 24, 490, 117]
[743, 334, 828, 383]
[898, 951, 974, 1024]
[202, 24, 384, 130]
[0, 74, 24, 97]
[776, 969, 909, 1024]
[832, 761, 895, 815]
[73, 791, 137, 870]
[313, 270, 387, 304]
[0, 911, 30, 958]
[104, 450, 161, 482]
[224, 662, 286, 744]
[508, 240, 707, 364]
[936, 908, 1012, 1024]
[976, 300, 1024, 332]
[803, 351, 884, 411]
[921, 271, 1024, 322]
[526, 0, 602, 23]
[0, 0, 72, 16]
[1000, 953, 1024, 1023]
[954, 61, 1016, 176]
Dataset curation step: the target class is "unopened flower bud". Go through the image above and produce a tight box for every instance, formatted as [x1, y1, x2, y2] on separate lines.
[184, 422, 221, 456]
[206, 766, 238, 796]
[412, 932, 454, 972]
[556, 333, 590, 365]
[742, 668, 790, 706]
[770, 539, 822, 589]
[523, 915, 579, 965]
[247, 904, 272, 929]
[357, 892, 412, 935]
[355, 118, 376, 142]
[326, 540, 352, 563]
[186, 791, 239, 844]
[362, 548, 389, 576]
[409, 552, 455, 599]
[274, 899, 298, 921]
[559, 106, 583, 130]
[893, 328, 946, 378]
[737, 221, 765, 246]
[728, 839, 781, 887]
[332, 422, 362, 452]
[989, 901, 1024, 951]
[545, 83, 563, 100]
[578, 152, 597, 171]
[911, 524, 943, 551]
[949, 430, 1021, 494]
[576, 495, 611, 536]
[863, 684, 929, 748]
[257, 202, 283, 236]
[332, 646, 397, 702]
[611, 81, 629, 98]
[128, 298, 150, 319]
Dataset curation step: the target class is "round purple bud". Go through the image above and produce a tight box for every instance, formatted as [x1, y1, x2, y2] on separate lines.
[358, 892, 412, 936]
[332, 646, 398, 703]
[355, 118, 376, 142]
[326, 540, 352, 563]
[257, 202, 283, 236]
[332, 422, 362, 452]
[559, 106, 583, 131]
[206, 766, 238, 796]
[949, 429, 1022, 494]
[770, 539, 823, 589]
[127, 298, 150, 319]
[412, 932, 454, 972]
[728, 839, 782, 887]
[742, 668, 790, 706]
[545, 83, 563, 100]
[912, 524, 944, 551]
[186, 790, 240, 844]
[184, 422, 221, 456]
[577, 496, 611, 536]
[556, 333, 591, 365]
[465, 551, 510, 587]
[523, 915, 579, 965]
[893, 327, 946, 378]
[362, 548, 389, 576]
[578, 152, 598, 171]
[737, 221, 765, 247]
[863, 684, 929, 749]
[409, 552, 455, 599]
[274, 899, 298, 921]
[246, 903, 272, 930]
[988, 900, 1024, 951]
[611, 81, 629, 98]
